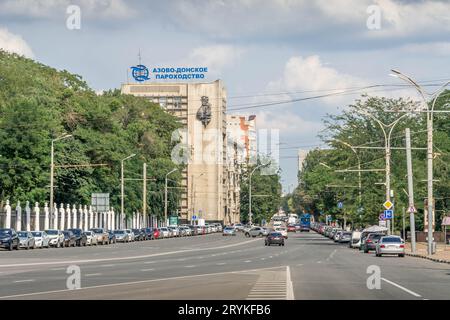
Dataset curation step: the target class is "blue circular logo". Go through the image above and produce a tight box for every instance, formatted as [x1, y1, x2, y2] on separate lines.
[131, 65, 150, 82]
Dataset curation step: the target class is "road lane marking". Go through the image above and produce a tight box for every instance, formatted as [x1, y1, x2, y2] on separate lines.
[326, 249, 337, 261]
[0, 266, 285, 299]
[216, 263, 226, 265]
[100, 264, 115, 268]
[13, 279, 34, 283]
[184, 265, 196, 268]
[85, 273, 102, 277]
[286, 266, 294, 300]
[50, 268, 65, 271]
[381, 278, 422, 298]
[244, 260, 251, 263]
[317, 261, 322, 264]
[140, 268, 154, 272]
[0, 238, 261, 268]
[144, 261, 156, 264]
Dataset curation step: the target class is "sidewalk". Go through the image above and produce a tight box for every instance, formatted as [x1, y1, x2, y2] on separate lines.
[405, 242, 450, 264]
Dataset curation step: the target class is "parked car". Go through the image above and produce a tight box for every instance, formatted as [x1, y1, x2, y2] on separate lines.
[245, 226, 265, 237]
[124, 229, 135, 241]
[376, 236, 405, 257]
[274, 226, 288, 239]
[0, 228, 20, 251]
[362, 233, 384, 253]
[18, 231, 36, 249]
[132, 228, 145, 241]
[265, 232, 285, 246]
[107, 230, 117, 244]
[84, 230, 98, 246]
[153, 228, 161, 239]
[31, 231, 50, 248]
[68, 228, 87, 246]
[89, 228, 109, 245]
[222, 226, 236, 236]
[334, 230, 343, 242]
[349, 231, 362, 248]
[168, 226, 180, 237]
[159, 227, 170, 238]
[62, 230, 77, 247]
[45, 229, 64, 248]
[233, 223, 244, 231]
[141, 228, 154, 240]
[338, 231, 352, 243]
[113, 229, 130, 242]
[287, 224, 296, 232]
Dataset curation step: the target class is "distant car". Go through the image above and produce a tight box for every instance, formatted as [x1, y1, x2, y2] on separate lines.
[261, 227, 270, 236]
[84, 230, 98, 246]
[107, 230, 117, 244]
[222, 226, 236, 236]
[62, 230, 77, 247]
[153, 228, 161, 239]
[125, 229, 135, 241]
[0, 228, 20, 251]
[334, 230, 343, 242]
[233, 223, 244, 231]
[141, 228, 154, 240]
[376, 236, 405, 257]
[18, 231, 36, 249]
[31, 231, 50, 248]
[349, 231, 361, 248]
[89, 228, 109, 245]
[265, 232, 285, 246]
[362, 233, 384, 253]
[274, 227, 288, 239]
[45, 229, 64, 248]
[287, 224, 296, 232]
[168, 226, 180, 237]
[68, 228, 87, 247]
[132, 229, 145, 241]
[159, 227, 170, 238]
[245, 226, 265, 237]
[113, 229, 130, 242]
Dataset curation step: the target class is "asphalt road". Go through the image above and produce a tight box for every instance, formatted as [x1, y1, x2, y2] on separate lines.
[0, 231, 449, 299]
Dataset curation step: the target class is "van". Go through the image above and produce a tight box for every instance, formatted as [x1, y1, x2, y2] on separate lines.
[349, 231, 361, 248]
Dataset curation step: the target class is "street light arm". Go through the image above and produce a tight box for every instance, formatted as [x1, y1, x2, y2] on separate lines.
[430, 81, 450, 112]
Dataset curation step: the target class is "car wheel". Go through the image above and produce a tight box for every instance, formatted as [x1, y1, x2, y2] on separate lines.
[245, 233, 250, 238]
[56, 241, 60, 248]
[8, 242, 13, 251]
[33, 243, 36, 249]
[399, 254, 405, 257]
[364, 249, 369, 253]
[26, 244, 29, 250]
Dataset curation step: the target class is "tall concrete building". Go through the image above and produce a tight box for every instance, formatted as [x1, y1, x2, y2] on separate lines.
[226, 115, 257, 165]
[297, 149, 309, 172]
[122, 80, 237, 224]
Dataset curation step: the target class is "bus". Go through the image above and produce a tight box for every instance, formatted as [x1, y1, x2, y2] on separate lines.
[299, 213, 311, 232]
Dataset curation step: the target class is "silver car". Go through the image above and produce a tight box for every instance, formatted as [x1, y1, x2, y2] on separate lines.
[222, 226, 236, 236]
[376, 236, 405, 257]
[18, 231, 36, 249]
[31, 231, 50, 248]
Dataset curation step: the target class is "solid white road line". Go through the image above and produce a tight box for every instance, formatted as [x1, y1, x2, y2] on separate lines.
[0, 266, 283, 299]
[381, 278, 422, 298]
[184, 265, 196, 268]
[13, 279, 35, 283]
[216, 263, 226, 265]
[140, 269, 154, 272]
[286, 266, 295, 300]
[85, 273, 102, 277]
[0, 238, 261, 268]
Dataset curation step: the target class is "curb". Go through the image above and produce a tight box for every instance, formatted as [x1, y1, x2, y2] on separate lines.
[405, 252, 450, 264]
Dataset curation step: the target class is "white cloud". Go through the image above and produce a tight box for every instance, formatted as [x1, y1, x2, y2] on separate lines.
[0, 28, 34, 58]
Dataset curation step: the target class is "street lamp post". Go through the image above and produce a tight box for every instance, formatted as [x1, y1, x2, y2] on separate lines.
[358, 110, 408, 235]
[190, 172, 205, 223]
[391, 69, 450, 254]
[121, 154, 136, 229]
[50, 134, 72, 228]
[165, 168, 178, 226]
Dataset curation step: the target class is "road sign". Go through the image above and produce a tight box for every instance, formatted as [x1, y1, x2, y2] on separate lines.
[337, 202, 343, 209]
[192, 215, 197, 221]
[408, 206, 416, 213]
[384, 210, 393, 219]
[383, 200, 393, 210]
[379, 213, 385, 221]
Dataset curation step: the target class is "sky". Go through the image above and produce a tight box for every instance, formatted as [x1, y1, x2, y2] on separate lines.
[0, 0, 449, 193]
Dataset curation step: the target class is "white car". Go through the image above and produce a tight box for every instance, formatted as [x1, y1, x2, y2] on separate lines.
[274, 227, 288, 238]
[349, 231, 361, 248]
[159, 227, 170, 238]
[233, 223, 244, 231]
[125, 229, 135, 241]
[168, 226, 180, 237]
[45, 229, 64, 248]
[84, 231, 98, 246]
[210, 225, 218, 233]
[31, 231, 50, 248]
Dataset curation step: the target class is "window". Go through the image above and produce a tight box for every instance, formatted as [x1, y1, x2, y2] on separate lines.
[173, 96, 182, 108]
[159, 96, 167, 108]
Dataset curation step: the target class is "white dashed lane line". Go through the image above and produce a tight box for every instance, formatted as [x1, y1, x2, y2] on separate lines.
[13, 279, 35, 283]
[184, 265, 196, 268]
[85, 273, 102, 277]
[140, 269, 154, 272]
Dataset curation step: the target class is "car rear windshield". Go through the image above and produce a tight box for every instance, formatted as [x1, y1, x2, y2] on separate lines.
[382, 237, 402, 243]
[31, 232, 41, 236]
[114, 230, 124, 234]
[370, 234, 383, 239]
[45, 230, 58, 235]
[270, 233, 282, 237]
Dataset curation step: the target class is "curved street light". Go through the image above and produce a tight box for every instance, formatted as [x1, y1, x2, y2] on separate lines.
[164, 168, 178, 225]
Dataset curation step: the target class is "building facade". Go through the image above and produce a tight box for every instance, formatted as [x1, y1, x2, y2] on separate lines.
[122, 80, 239, 224]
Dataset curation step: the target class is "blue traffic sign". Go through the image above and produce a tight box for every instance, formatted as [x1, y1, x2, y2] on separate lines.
[384, 210, 393, 219]
[337, 202, 343, 209]
[192, 215, 197, 220]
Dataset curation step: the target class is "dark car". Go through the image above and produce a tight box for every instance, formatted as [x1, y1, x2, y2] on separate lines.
[132, 229, 145, 241]
[141, 228, 154, 240]
[68, 228, 87, 246]
[0, 228, 20, 251]
[265, 232, 285, 246]
[107, 230, 116, 244]
[362, 233, 384, 253]
[62, 230, 77, 247]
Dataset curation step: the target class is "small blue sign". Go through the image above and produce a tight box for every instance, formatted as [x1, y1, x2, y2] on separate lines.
[192, 215, 197, 221]
[337, 202, 343, 209]
[384, 210, 393, 219]
[131, 64, 150, 82]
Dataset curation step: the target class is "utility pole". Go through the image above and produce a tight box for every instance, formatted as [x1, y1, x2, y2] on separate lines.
[405, 128, 417, 252]
[121, 154, 136, 229]
[143, 163, 147, 227]
[391, 69, 449, 254]
[165, 168, 178, 226]
[50, 134, 72, 229]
